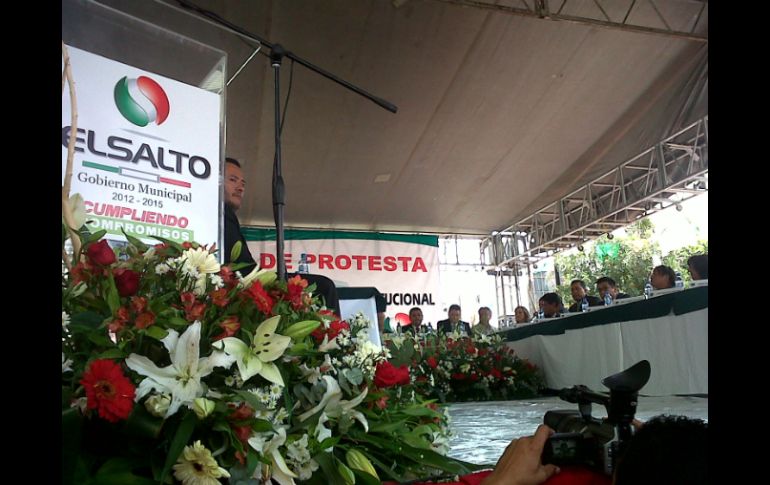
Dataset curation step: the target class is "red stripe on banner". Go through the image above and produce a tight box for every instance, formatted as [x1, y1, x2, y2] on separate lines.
[159, 177, 191, 188]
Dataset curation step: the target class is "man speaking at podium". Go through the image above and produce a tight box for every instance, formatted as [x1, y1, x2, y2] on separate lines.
[223, 157, 257, 272]
[222, 157, 340, 315]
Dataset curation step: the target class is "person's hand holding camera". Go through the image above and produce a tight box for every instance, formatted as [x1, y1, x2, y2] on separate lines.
[481, 425, 561, 485]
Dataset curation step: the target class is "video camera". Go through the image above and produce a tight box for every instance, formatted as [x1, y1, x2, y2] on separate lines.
[540, 360, 651, 476]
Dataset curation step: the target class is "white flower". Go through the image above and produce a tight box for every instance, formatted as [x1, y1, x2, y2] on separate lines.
[145, 394, 172, 418]
[286, 434, 312, 465]
[273, 407, 290, 425]
[62, 353, 73, 373]
[296, 459, 319, 481]
[431, 431, 451, 455]
[286, 435, 318, 480]
[214, 315, 291, 386]
[314, 412, 333, 448]
[209, 273, 224, 289]
[249, 428, 298, 485]
[173, 440, 230, 484]
[317, 334, 340, 352]
[126, 321, 235, 418]
[179, 247, 220, 296]
[155, 263, 171, 275]
[298, 376, 369, 432]
[299, 364, 322, 384]
[143, 246, 156, 260]
[62, 311, 70, 331]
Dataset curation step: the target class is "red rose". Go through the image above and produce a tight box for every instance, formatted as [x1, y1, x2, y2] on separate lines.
[374, 361, 410, 388]
[114, 269, 140, 297]
[451, 373, 467, 380]
[491, 368, 503, 379]
[80, 359, 135, 423]
[87, 240, 116, 266]
[426, 356, 438, 369]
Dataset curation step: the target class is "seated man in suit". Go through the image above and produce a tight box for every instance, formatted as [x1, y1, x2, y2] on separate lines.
[539, 293, 563, 318]
[402, 307, 422, 335]
[595, 276, 630, 302]
[567, 279, 603, 312]
[437, 304, 471, 336]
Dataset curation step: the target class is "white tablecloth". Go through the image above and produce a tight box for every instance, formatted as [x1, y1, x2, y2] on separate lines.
[507, 308, 708, 396]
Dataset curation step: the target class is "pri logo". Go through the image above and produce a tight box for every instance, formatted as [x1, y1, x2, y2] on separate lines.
[114, 76, 170, 127]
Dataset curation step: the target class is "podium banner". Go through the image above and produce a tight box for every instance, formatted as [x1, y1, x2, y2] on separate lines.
[62, 45, 221, 246]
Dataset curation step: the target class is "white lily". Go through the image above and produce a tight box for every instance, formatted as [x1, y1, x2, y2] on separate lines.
[317, 333, 340, 352]
[214, 315, 291, 386]
[298, 376, 369, 432]
[125, 321, 235, 418]
[314, 412, 333, 451]
[249, 428, 298, 485]
[63, 193, 87, 229]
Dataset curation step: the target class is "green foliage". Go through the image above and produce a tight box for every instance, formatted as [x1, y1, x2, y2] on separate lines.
[663, 240, 708, 285]
[554, 219, 707, 302]
[555, 230, 659, 302]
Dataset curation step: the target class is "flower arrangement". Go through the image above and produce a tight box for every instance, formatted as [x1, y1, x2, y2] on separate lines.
[61, 232, 484, 485]
[382, 331, 544, 403]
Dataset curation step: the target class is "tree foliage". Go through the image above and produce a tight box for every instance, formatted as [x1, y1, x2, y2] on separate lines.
[663, 240, 709, 283]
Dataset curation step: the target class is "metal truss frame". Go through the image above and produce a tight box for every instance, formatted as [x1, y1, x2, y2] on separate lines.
[481, 115, 708, 269]
[430, 0, 707, 42]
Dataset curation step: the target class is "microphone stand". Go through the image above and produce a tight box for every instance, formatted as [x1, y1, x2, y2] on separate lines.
[175, 1, 398, 281]
[270, 45, 287, 280]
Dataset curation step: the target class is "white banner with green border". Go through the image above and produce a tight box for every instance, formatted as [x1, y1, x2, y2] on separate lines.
[244, 229, 442, 325]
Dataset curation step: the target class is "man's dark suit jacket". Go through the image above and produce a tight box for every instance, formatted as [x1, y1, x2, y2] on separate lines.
[568, 295, 603, 313]
[437, 319, 472, 335]
[224, 203, 257, 273]
[224, 204, 341, 315]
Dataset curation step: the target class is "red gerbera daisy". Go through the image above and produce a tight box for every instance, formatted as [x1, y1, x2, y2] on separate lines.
[80, 359, 136, 423]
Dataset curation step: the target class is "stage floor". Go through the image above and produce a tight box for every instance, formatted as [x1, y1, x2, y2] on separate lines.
[446, 395, 708, 465]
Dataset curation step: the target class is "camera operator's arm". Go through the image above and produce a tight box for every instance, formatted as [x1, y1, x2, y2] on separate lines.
[481, 425, 561, 485]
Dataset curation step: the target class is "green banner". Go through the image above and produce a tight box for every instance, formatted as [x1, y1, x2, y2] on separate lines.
[241, 228, 439, 247]
[86, 216, 193, 244]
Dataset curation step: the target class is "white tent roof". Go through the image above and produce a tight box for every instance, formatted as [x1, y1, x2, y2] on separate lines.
[89, 0, 708, 235]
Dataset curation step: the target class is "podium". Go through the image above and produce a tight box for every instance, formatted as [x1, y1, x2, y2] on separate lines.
[337, 287, 385, 346]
